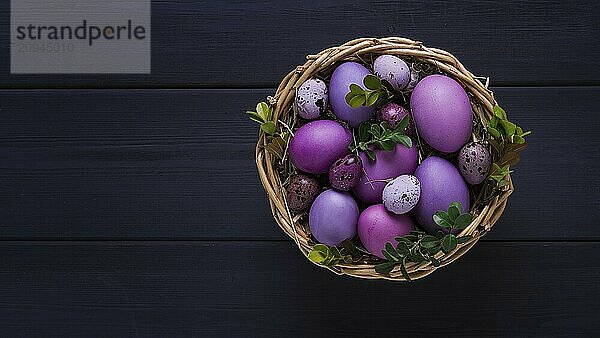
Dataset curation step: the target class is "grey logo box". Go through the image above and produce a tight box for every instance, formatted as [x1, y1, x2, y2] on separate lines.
[11, 0, 151, 74]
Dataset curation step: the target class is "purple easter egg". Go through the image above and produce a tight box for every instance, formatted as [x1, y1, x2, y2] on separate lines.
[289, 120, 352, 174]
[410, 75, 473, 153]
[329, 62, 376, 128]
[414, 156, 470, 235]
[328, 154, 362, 191]
[358, 204, 414, 259]
[373, 55, 410, 92]
[458, 142, 492, 185]
[294, 78, 328, 120]
[286, 174, 321, 212]
[309, 189, 359, 246]
[353, 143, 418, 204]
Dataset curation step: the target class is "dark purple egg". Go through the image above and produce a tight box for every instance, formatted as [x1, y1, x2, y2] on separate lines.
[328, 154, 363, 191]
[458, 142, 492, 185]
[376, 102, 416, 138]
[286, 174, 321, 212]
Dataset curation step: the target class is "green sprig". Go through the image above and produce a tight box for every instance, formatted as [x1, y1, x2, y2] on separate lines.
[375, 202, 473, 280]
[350, 117, 412, 161]
[344, 75, 393, 108]
[487, 105, 531, 168]
[246, 101, 277, 135]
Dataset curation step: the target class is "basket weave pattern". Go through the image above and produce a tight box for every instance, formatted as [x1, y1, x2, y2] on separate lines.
[255, 37, 513, 281]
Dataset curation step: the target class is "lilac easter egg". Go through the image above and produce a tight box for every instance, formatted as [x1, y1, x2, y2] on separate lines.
[294, 78, 328, 120]
[376, 102, 416, 138]
[286, 174, 321, 212]
[410, 75, 473, 153]
[353, 143, 418, 204]
[414, 156, 470, 235]
[309, 189, 359, 246]
[289, 120, 352, 174]
[458, 142, 492, 185]
[358, 204, 414, 259]
[329, 62, 376, 128]
[329, 154, 362, 191]
[373, 55, 410, 92]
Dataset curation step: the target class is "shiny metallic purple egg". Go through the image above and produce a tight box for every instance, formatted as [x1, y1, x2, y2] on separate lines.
[328, 154, 363, 191]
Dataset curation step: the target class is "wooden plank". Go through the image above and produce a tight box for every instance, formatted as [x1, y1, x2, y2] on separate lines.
[0, 241, 598, 336]
[1, 0, 598, 87]
[0, 88, 598, 239]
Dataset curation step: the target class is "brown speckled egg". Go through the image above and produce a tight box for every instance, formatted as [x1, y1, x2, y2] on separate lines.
[286, 174, 321, 212]
[458, 142, 492, 185]
[328, 154, 363, 191]
[376, 102, 416, 138]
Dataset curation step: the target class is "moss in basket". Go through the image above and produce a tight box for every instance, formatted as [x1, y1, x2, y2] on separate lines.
[375, 201, 473, 281]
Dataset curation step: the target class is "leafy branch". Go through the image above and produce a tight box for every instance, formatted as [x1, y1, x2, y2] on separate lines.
[345, 75, 393, 108]
[487, 105, 531, 168]
[488, 163, 513, 188]
[350, 117, 412, 161]
[375, 202, 473, 281]
[246, 101, 291, 160]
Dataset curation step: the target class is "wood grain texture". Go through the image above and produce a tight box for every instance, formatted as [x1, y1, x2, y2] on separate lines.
[1, 88, 598, 239]
[1, 0, 599, 87]
[0, 241, 598, 337]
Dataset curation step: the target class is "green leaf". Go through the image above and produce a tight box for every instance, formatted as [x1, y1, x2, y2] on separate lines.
[246, 111, 265, 124]
[364, 75, 382, 90]
[260, 121, 277, 135]
[366, 149, 376, 161]
[375, 261, 396, 275]
[358, 123, 370, 141]
[370, 124, 382, 138]
[400, 262, 411, 281]
[348, 95, 366, 108]
[441, 234, 458, 254]
[396, 134, 413, 148]
[513, 135, 525, 144]
[501, 119, 517, 137]
[396, 114, 410, 132]
[365, 91, 379, 106]
[488, 127, 501, 139]
[430, 256, 441, 267]
[308, 250, 326, 263]
[433, 211, 454, 228]
[395, 241, 410, 255]
[454, 213, 473, 230]
[448, 203, 460, 220]
[420, 236, 440, 249]
[457, 236, 471, 244]
[349, 83, 364, 95]
[493, 105, 507, 120]
[256, 102, 271, 121]
[378, 139, 395, 151]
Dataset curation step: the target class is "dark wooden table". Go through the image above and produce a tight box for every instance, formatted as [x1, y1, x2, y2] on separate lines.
[1, 1, 599, 336]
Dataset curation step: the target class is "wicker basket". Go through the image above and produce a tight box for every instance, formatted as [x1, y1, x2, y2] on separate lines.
[255, 37, 513, 281]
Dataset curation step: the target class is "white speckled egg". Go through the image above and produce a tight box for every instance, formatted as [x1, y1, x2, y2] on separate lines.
[458, 142, 492, 185]
[373, 55, 410, 92]
[294, 78, 328, 119]
[382, 175, 420, 214]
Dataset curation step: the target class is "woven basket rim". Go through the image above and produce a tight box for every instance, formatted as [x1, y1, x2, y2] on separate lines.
[255, 36, 514, 281]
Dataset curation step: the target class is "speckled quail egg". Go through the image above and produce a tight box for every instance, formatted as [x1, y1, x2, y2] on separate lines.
[373, 55, 411, 92]
[286, 174, 321, 212]
[382, 175, 421, 214]
[328, 154, 363, 191]
[458, 142, 492, 185]
[294, 78, 328, 119]
[376, 102, 416, 138]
